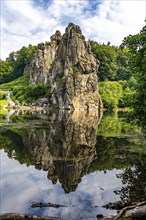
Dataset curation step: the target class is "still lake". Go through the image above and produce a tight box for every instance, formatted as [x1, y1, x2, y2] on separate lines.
[0, 110, 146, 220]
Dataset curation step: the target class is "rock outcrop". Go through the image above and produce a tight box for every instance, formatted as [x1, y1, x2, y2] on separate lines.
[24, 30, 61, 85]
[24, 23, 102, 111]
[50, 23, 102, 111]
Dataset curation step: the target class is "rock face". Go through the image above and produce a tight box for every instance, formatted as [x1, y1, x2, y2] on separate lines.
[24, 30, 62, 85]
[50, 23, 102, 111]
[24, 23, 102, 111]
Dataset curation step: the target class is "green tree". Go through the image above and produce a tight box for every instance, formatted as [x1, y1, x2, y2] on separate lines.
[0, 44, 37, 85]
[12, 45, 37, 79]
[99, 81, 123, 110]
[122, 25, 146, 126]
[0, 60, 13, 84]
[116, 48, 131, 80]
[89, 41, 131, 81]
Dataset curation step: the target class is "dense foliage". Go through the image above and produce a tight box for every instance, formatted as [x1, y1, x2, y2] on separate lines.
[0, 44, 37, 84]
[89, 40, 131, 81]
[11, 84, 50, 104]
[122, 25, 146, 125]
[0, 91, 6, 99]
[0, 74, 29, 90]
[89, 40, 137, 110]
[0, 91, 8, 111]
[99, 81, 122, 110]
[99, 77, 137, 110]
[0, 75, 50, 104]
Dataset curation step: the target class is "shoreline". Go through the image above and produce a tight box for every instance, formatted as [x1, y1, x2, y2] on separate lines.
[4, 105, 45, 111]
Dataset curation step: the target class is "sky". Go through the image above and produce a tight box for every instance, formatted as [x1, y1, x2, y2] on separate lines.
[0, 0, 146, 60]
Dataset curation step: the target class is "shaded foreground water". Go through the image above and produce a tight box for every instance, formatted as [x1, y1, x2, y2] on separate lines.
[0, 110, 146, 220]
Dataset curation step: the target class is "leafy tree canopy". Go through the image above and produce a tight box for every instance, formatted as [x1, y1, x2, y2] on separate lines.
[89, 40, 131, 81]
[122, 25, 146, 127]
[0, 44, 37, 84]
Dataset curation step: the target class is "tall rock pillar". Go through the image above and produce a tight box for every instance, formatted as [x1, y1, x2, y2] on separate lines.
[50, 23, 102, 111]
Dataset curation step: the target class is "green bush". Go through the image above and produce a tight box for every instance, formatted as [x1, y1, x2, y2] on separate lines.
[119, 86, 136, 108]
[0, 75, 29, 90]
[118, 77, 137, 108]
[99, 79, 137, 110]
[0, 91, 6, 100]
[99, 81, 123, 110]
[0, 44, 37, 85]
[0, 75, 50, 104]
[11, 84, 50, 104]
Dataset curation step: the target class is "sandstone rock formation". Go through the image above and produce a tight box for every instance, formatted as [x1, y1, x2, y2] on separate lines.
[24, 30, 61, 85]
[24, 23, 102, 111]
[50, 23, 102, 111]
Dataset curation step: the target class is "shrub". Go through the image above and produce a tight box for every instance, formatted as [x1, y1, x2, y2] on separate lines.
[99, 81, 123, 110]
[0, 91, 6, 100]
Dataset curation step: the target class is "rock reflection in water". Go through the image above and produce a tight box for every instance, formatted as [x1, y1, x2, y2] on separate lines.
[22, 111, 101, 193]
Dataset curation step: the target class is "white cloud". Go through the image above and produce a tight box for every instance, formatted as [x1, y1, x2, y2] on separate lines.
[4, 0, 41, 22]
[80, 0, 145, 44]
[0, 0, 145, 60]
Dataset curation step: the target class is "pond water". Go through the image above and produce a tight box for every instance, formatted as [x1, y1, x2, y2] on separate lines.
[0, 110, 146, 220]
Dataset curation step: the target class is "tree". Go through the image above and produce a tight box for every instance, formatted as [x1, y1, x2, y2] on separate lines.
[12, 45, 37, 79]
[122, 25, 146, 127]
[0, 60, 13, 84]
[0, 44, 37, 85]
[89, 40, 131, 81]
[99, 81, 123, 110]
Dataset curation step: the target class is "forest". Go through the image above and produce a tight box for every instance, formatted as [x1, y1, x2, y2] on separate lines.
[0, 25, 146, 116]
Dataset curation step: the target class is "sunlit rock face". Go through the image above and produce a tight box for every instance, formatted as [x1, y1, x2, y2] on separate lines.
[50, 23, 102, 111]
[23, 30, 61, 85]
[24, 23, 102, 111]
[22, 111, 101, 193]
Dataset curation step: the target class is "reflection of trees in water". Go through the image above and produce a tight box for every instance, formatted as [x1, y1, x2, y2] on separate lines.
[0, 128, 32, 165]
[115, 156, 146, 202]
[1, 110, 101, 193]
[89, 120, 146, 202]
[1, 111, 146, 199]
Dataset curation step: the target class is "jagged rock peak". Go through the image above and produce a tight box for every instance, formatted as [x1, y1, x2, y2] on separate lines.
[50, 30, 62, 43]
[65, 22, 82, 35]
[50, 23, 102, 111]
[23, 30, 62, 85]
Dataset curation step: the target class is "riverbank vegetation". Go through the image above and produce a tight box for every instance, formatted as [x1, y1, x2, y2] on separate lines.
[122, 25, 146, 128]
[0, 91, 8, 116]
[0, 91, 8, 109]
[0, 75, 50, 104]
[0, 44, 36, 84]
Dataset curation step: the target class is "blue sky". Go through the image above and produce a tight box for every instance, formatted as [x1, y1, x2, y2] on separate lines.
[1, 0, 145, 60]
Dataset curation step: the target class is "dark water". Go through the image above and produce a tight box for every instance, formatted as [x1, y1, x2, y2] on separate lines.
[0, 110, 146, 220]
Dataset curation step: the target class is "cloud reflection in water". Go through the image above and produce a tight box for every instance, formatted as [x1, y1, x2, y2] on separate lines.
[1, 149, 123, 219]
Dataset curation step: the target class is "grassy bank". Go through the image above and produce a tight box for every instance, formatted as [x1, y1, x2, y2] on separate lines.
[0, 75, 29, 90]
[0, 99, 8, 107]
[0, 90, 8, 111]
[0, 75, 50, 104]
[0, 99, 9, 115]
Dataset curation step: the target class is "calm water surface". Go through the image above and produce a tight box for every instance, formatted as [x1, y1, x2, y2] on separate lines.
[0, 110, 146, 220]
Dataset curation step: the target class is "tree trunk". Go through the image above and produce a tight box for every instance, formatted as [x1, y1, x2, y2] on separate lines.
[0, 213, 61, 220]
